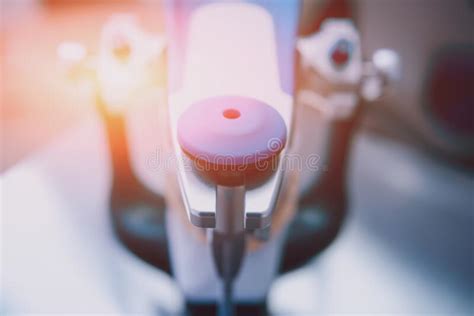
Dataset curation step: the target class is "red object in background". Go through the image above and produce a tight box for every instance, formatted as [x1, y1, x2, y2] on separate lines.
[331, 48, 349, 66]
[426, 46, 474, 139]
[330, 39, 351, 68]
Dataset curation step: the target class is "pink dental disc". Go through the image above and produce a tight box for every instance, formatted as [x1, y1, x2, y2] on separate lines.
[177, 96, 287, 186]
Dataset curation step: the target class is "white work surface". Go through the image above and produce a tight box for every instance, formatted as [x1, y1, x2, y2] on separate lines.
[1, 114, 473, 314]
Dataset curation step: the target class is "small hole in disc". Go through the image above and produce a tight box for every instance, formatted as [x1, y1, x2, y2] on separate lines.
[223, 108, 241, 119]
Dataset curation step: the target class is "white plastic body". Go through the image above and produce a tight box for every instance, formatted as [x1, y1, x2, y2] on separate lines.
[167, 2, 294, 302]
[297, 19, 362, 119]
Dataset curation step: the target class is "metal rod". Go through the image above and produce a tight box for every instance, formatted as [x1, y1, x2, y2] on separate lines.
[213, 185, 246, 316]
[219, 276, 234, 316]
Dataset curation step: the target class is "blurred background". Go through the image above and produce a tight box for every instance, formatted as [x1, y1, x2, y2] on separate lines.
[1, 0, 165, 171]
[1, 0, 473, 314]
[2, 0, 473, 170]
